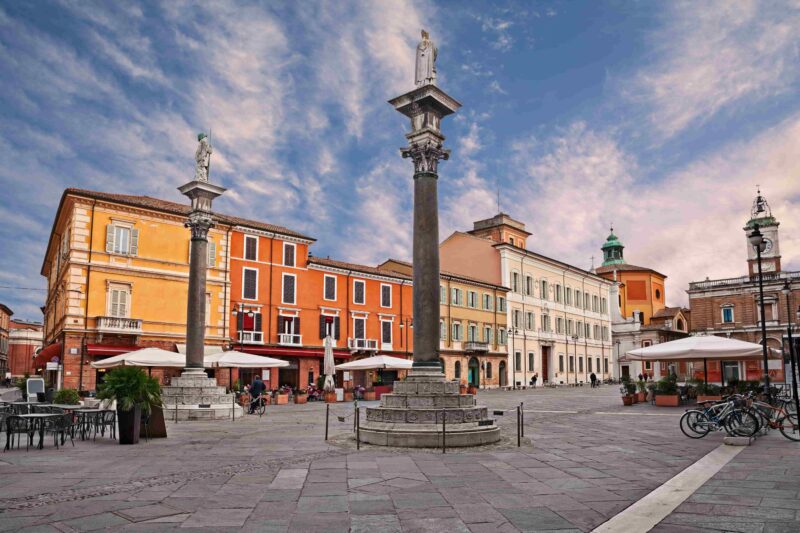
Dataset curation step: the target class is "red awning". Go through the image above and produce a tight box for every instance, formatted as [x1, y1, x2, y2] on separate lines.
[33, 342, 62, 369]
[240, 345, 352, 359]
[86, 344, 141, 356]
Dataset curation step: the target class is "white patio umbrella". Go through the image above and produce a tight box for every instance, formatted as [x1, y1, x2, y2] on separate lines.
[336, 354, 413, 371]
[323, 335, 336, 392]
[90, 347, 186, 369]
[205, 350, 289, 394]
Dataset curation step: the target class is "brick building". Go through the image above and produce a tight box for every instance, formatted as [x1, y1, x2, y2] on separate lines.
[0, 303, 11, 377]
[8, 319, 43, 377]
[687, 191, 795, 383]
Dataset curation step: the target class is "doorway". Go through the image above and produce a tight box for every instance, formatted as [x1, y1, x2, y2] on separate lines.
[468, 357, 480, 387]
[499, 361, 507, 387]
[541, 347, 550, 383]
[722, 362, 739, 385]
[621, 365, 630, 379]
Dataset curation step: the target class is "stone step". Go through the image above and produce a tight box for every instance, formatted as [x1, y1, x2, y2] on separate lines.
[359, 421, 501, 447]
[168, 377, 222, 388]
[366, 406, 489, 424]
[380, 393, 475, 409]
[392, 381, 460, 395]
[162, 386, 228, 395]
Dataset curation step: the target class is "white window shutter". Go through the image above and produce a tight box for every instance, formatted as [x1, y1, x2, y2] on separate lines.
[105, 225, 114, 253]
[208, 241, 216, 267]
[110, 290, 119, 316]
[119, 291, 128, 317]
[130, 228, 139, 255]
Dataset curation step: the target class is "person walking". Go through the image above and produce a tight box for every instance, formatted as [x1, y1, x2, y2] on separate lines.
[590, 372, 597, 388]
[249, 375, 266, 414]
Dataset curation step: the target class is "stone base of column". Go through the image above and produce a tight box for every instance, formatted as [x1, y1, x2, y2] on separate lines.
[161, 374, 239, 421]
[358, 370, 500, 447]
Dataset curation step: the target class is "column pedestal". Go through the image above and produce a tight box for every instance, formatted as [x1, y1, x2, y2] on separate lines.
[161, 372, 239, 421]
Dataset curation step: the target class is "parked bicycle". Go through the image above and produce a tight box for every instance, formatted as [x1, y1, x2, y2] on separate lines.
[679, 395, 758, 439]
[242, 394, 267, 417]
[742, 391, 799, 442]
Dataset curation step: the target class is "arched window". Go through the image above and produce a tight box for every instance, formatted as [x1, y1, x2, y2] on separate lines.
[454, 361, 461, 379]
[655, 289, 661, 300]
[486, 362, 492, 379]
[677, 318, 685, 331]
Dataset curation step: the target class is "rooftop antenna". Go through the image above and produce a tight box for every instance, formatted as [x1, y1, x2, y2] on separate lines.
[590, 255, 595, 270]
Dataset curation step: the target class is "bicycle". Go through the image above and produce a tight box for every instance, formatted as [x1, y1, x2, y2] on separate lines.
[679, 396, 758, 439]
[242, 394, 267, 417]
[744, 393, 799, 442]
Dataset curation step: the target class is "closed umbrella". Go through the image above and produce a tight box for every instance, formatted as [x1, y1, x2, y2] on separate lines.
[323, 335, 336, 393]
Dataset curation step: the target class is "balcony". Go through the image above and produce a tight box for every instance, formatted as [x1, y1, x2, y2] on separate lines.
[96, 316, 142, 335]
[465, 341, 489, 353]
[348, 338, 378, 351]
[239, 331, 263, 344]
[279, 333, 302, 346]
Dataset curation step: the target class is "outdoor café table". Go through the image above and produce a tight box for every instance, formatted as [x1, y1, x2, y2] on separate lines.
[9, 402, 31, 414]
[18, 413, 60, 450]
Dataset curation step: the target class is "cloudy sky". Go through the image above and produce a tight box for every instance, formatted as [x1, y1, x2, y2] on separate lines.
[1, 0, 798, 320]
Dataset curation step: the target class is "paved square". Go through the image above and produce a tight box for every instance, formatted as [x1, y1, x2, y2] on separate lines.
[1, 386, 797, 532]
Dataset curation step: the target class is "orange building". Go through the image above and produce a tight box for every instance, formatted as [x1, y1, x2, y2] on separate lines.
[595, 229, 666, 325]
[228, 225, 414, 391]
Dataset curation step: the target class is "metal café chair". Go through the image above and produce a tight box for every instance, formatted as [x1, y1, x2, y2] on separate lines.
[4, 416, 34, 451]
[45, 413, 75, 448]
[94, 411, 116, 441]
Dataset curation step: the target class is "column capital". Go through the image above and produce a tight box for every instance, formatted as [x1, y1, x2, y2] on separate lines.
[185, 211, 214, 240]
[402, 140, 450, 175]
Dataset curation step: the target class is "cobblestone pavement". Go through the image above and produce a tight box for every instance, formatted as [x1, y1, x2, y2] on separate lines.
[0, 385, 797, 532]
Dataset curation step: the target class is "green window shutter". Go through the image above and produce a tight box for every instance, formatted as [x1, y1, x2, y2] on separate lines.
[130, 228, 139, 256]
[105, 225, 114, 253]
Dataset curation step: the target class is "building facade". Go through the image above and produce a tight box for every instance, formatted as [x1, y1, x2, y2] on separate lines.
[0, 304, 11, 377]
[687, 192, 793, 383]
[441, 214, 614, 387]
[379, 259, 508, 388]
[8, 319, 43, 378]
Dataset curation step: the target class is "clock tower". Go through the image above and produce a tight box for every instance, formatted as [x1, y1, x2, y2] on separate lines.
[745, 189, 781, 275]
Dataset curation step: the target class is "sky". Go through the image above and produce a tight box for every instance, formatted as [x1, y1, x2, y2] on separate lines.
[1, 0, 799, 320]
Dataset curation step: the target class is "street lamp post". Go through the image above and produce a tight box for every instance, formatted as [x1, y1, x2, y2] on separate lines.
[781, 281, 800, 417]
[749, 225, 772, 402]
[510, 327, 517, 390]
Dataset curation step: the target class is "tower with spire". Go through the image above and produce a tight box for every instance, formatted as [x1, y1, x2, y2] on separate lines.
[745, 188, 781, 275]
[601, 226, 625, 266]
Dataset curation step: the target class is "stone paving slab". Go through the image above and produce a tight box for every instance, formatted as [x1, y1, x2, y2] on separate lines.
[0, 386, 797, 532]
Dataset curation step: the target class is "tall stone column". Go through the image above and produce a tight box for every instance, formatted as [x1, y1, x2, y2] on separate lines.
[359, 32, 499, 447]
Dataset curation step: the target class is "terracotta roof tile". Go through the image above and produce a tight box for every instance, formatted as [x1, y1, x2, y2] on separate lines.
[595, 263, 667, 278]
[379, 258, 509, 290]
[308, 257, 412, 280]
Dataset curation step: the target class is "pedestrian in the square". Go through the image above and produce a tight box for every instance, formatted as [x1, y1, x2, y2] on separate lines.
[531, 373, 538, 388]
[249, 375, 266, 414]
[590, 372, 597, 388]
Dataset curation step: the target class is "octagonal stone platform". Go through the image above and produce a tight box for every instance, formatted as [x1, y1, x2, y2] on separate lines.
[161, 374, 238, 421]
[358, 370, 500, 447]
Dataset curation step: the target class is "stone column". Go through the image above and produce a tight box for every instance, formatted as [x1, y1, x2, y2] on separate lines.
[184, 211, 213, 372]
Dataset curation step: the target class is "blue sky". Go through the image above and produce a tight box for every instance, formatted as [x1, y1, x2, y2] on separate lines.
[1, 0, 799, 320]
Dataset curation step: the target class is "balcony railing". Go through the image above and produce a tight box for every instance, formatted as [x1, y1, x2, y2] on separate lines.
[279, 333, 302, 346]
[239, 331, 263, 344]
[96, 316, 142, 334]
[689, 271, 800, 290]
[465, 341, 489, 353]
[348, 338, 378, 351]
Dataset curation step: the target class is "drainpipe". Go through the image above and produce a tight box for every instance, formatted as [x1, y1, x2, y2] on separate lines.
[267, 233, 274, 344]
[222, 226, 231, 347]
[79, 200, 96, 394]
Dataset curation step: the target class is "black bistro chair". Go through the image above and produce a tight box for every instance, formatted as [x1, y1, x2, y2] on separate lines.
[94, 411, 117, 441]
[45, 413, 76, 448]
[5, 416, 35, 451]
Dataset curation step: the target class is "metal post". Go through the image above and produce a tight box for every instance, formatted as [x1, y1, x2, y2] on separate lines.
[325, 404, 329, 441]
[232, 393, 235, 421]
[520, 401, 524, 438]
[516, 405, 521, 447]
[442, 408, 446, 454]
[754, 239, 771, 402]
[174, 401, 178, 423]
[356, 406, 360, 450]
[353, 399, 358, 432]
[783, 286, 800, 418]
[703, 358, 708, 387]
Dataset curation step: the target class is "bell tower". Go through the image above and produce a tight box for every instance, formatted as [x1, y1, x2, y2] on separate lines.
[745, 189, 781, 275]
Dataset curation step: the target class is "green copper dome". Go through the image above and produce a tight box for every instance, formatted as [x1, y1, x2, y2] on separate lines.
[601, 228, 625, 266]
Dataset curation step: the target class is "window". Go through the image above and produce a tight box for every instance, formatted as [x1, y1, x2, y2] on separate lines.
[106, 224, 138, 256]
[555, 284, 562, 303]
[324, 275, 337, 301]
[601, 298, 607, 313]
[353, 280, 365, 305]
[467, 290, 477, 308]
[484, 326, 492, 344]
[440, 286, 446, 304]
[468, 324, 478, 342]
[569, 356, 574, 372]
[578, 357, 583, 373]
[575, 291, 582, 309]
[556, 317, 564, 334]
[722, 306, 734, 324]
[596, 357, 600, 373]
[566, 288, 572, 306]
[525, 312, 534, 330]
[440, 320, 447, 341]
[482, 293, 492, 310]
[515, 351, 521, 371]
[455, 361, 461, 379]
[567, 319, 573, 335]
[603, 326, 609, 341]
[525, 276, 533, 296]
[107, 284, 130, 317]
[452, 322, 462, 341]
[594, 325, 600, 339]
[655, 289, 661, 300]
[585, 323, 591, 338]
[512, 271, 520, 293]
[498, 328, 507, 344]
[283, 243, 295, 267]
[513, 309, 521, 328]
[559, 354, 564, 372]
[486, 362, 492, 379]
[584, 293, 591, 310]
[244, 235, 258, 260]
[528, 352, 534, 371]
[381, 320, 392, 346]
[677, 318, 685, 331]
[451, 288, 463, 306]
[541, 314, 550, 332]
[540, 280, 548, 300]
[319, 315, 340, 339]
[604, 358, 609, 373]
[282, 273, 296, 304]
[207, 239, 217, 267]
[381, 284, 392, 308]
[509, 237, 515, 246]
[588, 357, 592, 373]
[353, 317, 366, 339]
[243, 268, 258, 300]
[593, 295, 599, 312]
[497, 296, 507, 312]
[576, 321, 583, 337]
[238, 311, 263, 343]
[645, 360, 651, 370]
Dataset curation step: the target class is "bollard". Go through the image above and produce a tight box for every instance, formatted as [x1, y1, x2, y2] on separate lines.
[356, 406, 360, 450]
[325, 404, 329, 441]
[175, 401, 178, 424]
[232, 394, 235, 422]
[353, 399, 358, 433]
[442, 409, 446, 454]
[516, 405, 521, 447]
[520, 401, 524, 438]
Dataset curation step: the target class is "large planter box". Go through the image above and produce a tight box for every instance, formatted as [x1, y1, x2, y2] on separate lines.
[275, 394, 289, 405]
[636, 392, 646, 403]
[141, 405, 167, 439]
[363, 391, 376, 401]
[373, 385, 393, 400]
[631, 394, 639, 404]
[655, 394, 680, 407]
[294, 394, 308, 404]
[118, 405, 141, 445]
[324, 391, 337, 403]
[622, 395, 633, 406]
[344, 391, 354, 402]
[696, 395, 722, 403]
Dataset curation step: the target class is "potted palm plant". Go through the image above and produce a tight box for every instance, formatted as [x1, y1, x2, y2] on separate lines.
[636, 380, 647, 403]
[620, 376, 635, 405]
[97, 367, 161, 445]
[654, 375, 679, 406]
